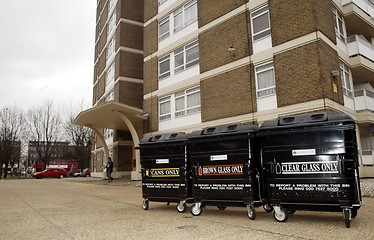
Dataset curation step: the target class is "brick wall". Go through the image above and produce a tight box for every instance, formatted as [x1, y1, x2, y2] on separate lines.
[198, 0, 246, 27]
[199, 12, 251, 73]
[201, 65, 255, 122]
[144, 21, 158, 57]
[143, 57, 158, 95]
[269, 0, 336, 46]
[119, 0, 144, 22]
[143, 96, 158, 133]
[274, 40, 341, 107]
[116, 51, 143, 79]
[144, 0, 157, 22]
[115, 81, 143, 109]
[119, 22, 143, 50]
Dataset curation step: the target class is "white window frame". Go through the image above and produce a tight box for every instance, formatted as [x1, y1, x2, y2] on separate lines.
[340, 62, 352, 97]
[158, 17, 170, 42]
[251, 6, 271, 42]
[174, 41, 199, 74]
[333, 7, 345, 41]
[255, 62, 276, 98]
[158, 0, 197, 42]
[158, 55, 171, 80]
[108, 12, 116, 37]
[159, 96, 171, 121]
[158, 0, 168, 6]
[159, 86, 201, 121]
[105, 64, 115, 87]
[106, 37, 116, 61]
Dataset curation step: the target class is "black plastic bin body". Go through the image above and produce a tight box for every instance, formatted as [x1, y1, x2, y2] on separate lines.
[139, 132, 191, 213]
[259, 112, 362, 227]
[188, 123, 261, 219]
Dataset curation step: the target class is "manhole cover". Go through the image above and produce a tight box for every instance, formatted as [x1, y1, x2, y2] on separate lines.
[177, 225, 198, 230]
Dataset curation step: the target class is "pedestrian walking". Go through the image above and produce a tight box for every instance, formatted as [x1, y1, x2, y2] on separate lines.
[105, 157, 114, 183]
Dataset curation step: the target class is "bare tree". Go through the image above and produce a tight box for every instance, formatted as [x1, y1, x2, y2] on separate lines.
[63, 101, 92, 169]
[26, 100, 63, 167]
[0, 106, 25, 178]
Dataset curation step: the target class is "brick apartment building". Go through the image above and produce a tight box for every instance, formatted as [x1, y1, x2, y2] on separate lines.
[75, 0, 374, 179]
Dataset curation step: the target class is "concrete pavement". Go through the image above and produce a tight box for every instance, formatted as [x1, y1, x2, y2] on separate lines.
[0, 178, 373, 240]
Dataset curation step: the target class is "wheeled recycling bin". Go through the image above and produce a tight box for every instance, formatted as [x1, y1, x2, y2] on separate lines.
[259, 112, 362, 227]
[188, 123, 261, 220]
[139, 132, 191, 213]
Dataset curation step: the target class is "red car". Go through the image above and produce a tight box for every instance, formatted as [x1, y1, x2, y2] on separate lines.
[33, 168, 68, 179]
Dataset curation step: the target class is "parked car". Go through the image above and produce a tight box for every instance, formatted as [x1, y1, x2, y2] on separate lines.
[33, 168, 67, 179]
[74, 168, 91, 177]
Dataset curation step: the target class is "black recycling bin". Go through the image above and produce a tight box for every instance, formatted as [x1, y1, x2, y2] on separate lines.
[259, 112, 362, 227]
[188, 123, 261, 220]
[139, 132, 192, 213]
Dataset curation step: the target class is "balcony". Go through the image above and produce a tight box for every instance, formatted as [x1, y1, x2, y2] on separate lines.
[342, 0, 374, 16]
[347, 35, 374, 84]
[354, 88, 374, 111]
[341, 0, 374, 38]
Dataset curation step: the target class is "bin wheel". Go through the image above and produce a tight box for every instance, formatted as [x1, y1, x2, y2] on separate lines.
[343, 208, 351, 228]
[263, 203, 273, 212]
[273, 206, 288, 222]
[217, 206, 226, 210]
[351, 208, 357, 218]
[191, 203, 202, 216]
[142, 199, 149, 210]
[176, 201, 187, 213]
[247, 204, 256, 220]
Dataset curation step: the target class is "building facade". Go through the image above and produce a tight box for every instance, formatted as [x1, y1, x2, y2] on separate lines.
[76, 0, 374, 179]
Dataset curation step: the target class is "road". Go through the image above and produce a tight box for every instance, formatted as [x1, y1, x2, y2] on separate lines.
[0, 178, 373, 240]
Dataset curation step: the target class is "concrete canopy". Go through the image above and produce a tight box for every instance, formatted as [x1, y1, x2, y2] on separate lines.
[74, 101, 146, 180]
[74, 101, 146, 131]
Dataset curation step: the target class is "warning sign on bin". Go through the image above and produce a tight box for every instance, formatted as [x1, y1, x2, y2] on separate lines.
[275, 161, 339, 175]
[198, 164, 243, 176]
[145, 168, 180, 177]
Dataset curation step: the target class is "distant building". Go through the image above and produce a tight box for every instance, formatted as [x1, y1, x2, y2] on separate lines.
[28, 141, 74, 167]
[76, 0, 374, 179]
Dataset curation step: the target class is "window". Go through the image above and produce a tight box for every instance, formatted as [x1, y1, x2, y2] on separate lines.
[108, 12, 116, 36]
[104, 128, 113, 139]
[159, 96, 171, 120]
[174, 0, 197, 33]
[158, 0, 167, 6]
[159, 40, 199, 80]
[106, 37, 116, 60]
[105, 64, 115, 87]
[158, 55, 170, 80]
[333, 8, 345, 40]
[255, 62, 276, 98]
[108, 0, 116, 12]
[251, 6, 271, 41]
[105, 90, 114, 102]
[174, 41, 199, 73]
[340, 62, 352, 97]
[159, 17, 170, 41]
[159, 86, 201, 121]
[158, 0, 197, 42]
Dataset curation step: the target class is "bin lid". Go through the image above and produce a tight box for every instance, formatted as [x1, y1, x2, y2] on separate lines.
[140, 132, 188, 144]
[260, 112, 354, 130]
[189, 123, 258, 138]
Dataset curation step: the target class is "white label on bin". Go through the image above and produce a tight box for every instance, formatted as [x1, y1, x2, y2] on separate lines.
[210, 155, 228, 161]
[292, 149, 316, 156]
[156, 159, 169, 164]
[275, 161, 339, 175]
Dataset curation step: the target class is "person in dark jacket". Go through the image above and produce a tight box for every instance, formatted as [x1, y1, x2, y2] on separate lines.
[105, 157, 114, 183]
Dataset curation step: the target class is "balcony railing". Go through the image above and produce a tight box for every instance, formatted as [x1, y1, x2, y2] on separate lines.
[362, 150, 374, 165]
[354, 89, 374, 111]
[341, 0, 374, 17]
[347, 35, 374, 62]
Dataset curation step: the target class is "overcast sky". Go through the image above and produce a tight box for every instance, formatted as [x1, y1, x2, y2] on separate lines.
[0, 0, 96, 111]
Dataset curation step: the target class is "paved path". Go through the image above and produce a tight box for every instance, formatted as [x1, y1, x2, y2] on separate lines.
[0, 178, 373, 240]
